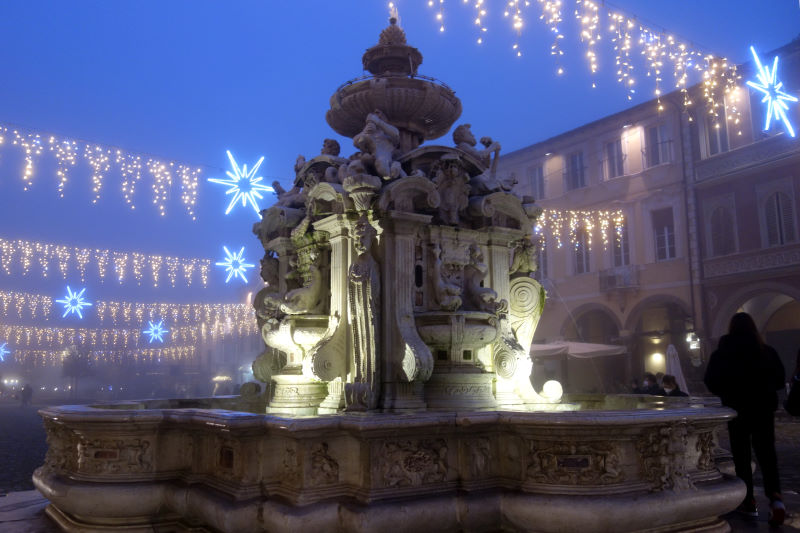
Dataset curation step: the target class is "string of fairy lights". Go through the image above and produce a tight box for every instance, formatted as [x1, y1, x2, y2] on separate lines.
[0, 124, 203, 219]
[425, 0, 743, 129]
[0, 322, 257, 351]
[12, 346, 198, 367]
[0, 289, 254, 326]
[0, 237, 211, 287]
[535, 208, 625, 250]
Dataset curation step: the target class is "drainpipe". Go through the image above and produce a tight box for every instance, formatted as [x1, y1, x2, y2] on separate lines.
[676, 101, 707, 371]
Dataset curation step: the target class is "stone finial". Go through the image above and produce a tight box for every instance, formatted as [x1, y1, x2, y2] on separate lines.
[379, 18, 407, 46]
[362, 19, 423, 76]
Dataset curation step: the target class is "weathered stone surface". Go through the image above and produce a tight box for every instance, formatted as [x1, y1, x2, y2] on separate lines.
[33, 397, 743, 532]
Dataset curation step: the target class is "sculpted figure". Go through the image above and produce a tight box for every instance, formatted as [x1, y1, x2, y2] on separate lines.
[431, 243, 462, 311]
[264, 250, 324, 315]
[353, 110, 405, 180]
[345, 217, 381, 410]
[463, 244, 498, 312]
[321, 138, 341, 156]
[453, 124, 517, 194]
[509, 238, 537, 275]
[431, 155, 470, 225]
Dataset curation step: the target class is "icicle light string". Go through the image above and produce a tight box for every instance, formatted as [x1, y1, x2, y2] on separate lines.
[0, 237, 211, 287]
[12, 345, 198, 367]
[0, 321, 258, 350]
[0, 289, 254, 326]
[534, 208, 625, 250]
[0, 123, 205, 219]
[427, 0, 741, 126]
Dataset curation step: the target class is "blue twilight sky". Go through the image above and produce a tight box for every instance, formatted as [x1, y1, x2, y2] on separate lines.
[0, 1, 798, 309]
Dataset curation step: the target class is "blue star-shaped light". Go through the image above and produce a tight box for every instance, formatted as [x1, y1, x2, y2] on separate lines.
[216, 246, 255, 283]
[143, 320, 169, 343]
[746, 46, 798, 138]
[55, 286, 92, 319]
[0, 343, 9, 362]
[208, 150, 274, 216]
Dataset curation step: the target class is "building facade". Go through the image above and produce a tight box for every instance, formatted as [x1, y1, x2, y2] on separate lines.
[499, 38, 800, 393]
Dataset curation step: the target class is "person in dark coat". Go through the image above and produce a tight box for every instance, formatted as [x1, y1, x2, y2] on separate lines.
[704, 312, 786, 526]
[661, 375, 688, 397]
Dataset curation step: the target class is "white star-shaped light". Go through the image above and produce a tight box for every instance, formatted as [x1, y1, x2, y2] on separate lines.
[143, 320, 169, 343]
[55, 286, 92, 319]
[0, 343, 9, 362]
[216, 246, 255, 283]
[208, 150, 274, 216]
[746, 46, 798, 138]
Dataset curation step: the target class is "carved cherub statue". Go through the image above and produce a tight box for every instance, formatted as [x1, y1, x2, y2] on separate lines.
[463, 243, 498, 312]
[353, 110, 406, 180]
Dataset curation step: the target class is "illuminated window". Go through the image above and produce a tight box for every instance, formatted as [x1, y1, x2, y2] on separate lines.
[652, 208, 676, 261]
[764, 192, 796, 246]
[564, 151, 585, 191]
[646, 124, 671, 167]
[604, 138, 625, 179]
[574, 229, 590, 274]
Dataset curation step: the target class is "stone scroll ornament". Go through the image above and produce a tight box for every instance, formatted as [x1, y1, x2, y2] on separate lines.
[346, 217, 381, 410]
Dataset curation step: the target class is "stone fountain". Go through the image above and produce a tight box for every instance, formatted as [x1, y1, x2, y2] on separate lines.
[33, 19, 744, 533]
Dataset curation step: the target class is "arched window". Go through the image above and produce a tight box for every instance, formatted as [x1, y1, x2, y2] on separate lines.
[764, 192, 796, 246]
[709, 206, 735, 256]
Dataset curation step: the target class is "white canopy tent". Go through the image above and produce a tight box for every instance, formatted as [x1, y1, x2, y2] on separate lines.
[530, 341, 627, 359]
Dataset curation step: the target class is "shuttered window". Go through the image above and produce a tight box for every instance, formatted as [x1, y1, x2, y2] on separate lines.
[652, 208, 676, 261]
[765, 192, 796, 246]
[565, 151, 586, 190]
[528, 165, 545, 199]
[613, 222, 630, 266]
[709, 207, 736, 256]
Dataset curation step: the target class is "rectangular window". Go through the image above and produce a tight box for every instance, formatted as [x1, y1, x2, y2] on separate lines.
[652, 208, 676, 261]
[705, 114, 729, 156]
[613, 223, 630, 267]
[646, 124, 671, 167]
[574, 231, 590, 274]
[528, 165, 545, 199]
[604, 138, 625, 179]
[565, 151, 585, 191]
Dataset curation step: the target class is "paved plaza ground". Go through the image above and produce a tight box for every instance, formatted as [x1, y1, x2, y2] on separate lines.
[0, 400, 798, 531]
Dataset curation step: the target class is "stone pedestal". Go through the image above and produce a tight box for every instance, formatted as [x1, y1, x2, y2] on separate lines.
[267, 374, 328, 415]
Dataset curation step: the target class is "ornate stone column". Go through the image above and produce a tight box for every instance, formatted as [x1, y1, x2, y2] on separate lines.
[311, 215, 351, 413]
[380, 210, 434, 410]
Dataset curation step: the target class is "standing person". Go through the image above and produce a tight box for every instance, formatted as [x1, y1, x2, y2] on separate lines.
[661, 375, 688, 397]
[704, 312, 786, 526]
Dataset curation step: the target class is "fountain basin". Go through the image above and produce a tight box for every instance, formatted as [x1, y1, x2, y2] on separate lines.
[34, 396, 744, 533]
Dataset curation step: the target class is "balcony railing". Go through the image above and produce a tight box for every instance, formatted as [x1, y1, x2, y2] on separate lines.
[599, 265, 639, 292]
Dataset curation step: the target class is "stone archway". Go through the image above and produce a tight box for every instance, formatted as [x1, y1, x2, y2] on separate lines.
[546, 304, 626, 394]
[712, 283, 800, 374]
[623, 294, 693, 388]
[710, 282, 800, 340]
